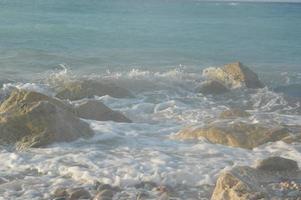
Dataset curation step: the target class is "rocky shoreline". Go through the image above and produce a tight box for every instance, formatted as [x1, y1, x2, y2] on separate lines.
[0, 62, 300, 199]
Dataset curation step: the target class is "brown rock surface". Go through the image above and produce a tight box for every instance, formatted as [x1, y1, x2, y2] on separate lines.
[211, 157, 301, 200]
[203, 62, 264, 89]
[0, 89, 94, 149]
[56, 79, 133, 101]
[75, 100, 131, 123]
[174, 121, 290, 149]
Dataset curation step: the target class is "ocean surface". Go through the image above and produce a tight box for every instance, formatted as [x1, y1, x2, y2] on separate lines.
[0, 0, 301, 199]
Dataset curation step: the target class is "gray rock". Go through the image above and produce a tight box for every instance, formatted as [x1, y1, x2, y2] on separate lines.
[68, 188, 91, 200]
[0, 89, 94, 149]
[75, 100, 131, 123]
[197, 80, 230, 95]
[219, 108, 251, 119]
[256, 156, 299, 171]
[93, 189, 114, 200]
[53, 188, 68, 198]
[56, 79, 133, 101]
[211, 157, 301, 200]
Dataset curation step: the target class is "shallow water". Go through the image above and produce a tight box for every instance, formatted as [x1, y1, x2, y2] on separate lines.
[0, 67, 301, 199]
[0, 0, 301, 199]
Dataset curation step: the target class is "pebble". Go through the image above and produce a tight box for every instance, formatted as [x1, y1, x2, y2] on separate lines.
[93, 189, 114, 200]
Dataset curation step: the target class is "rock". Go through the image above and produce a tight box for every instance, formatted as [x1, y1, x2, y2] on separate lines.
[219, 108, 251, 119]
[135, 181, 157, 190]
[282, 134, 301, 144]
[0, 89, 94, 149]
[174, 121, 290, 149]
[53, 188, 68, 198]
[93, 189, 114, 200]
[197, 80, 230, 95]
[68, 188, 91, 200]
[203, 62, 264, 89]
[211, 157, 301, 200]
[256, 157, 299, 171]
[56, 79, 133, 101]
[75, 100, 131, 123]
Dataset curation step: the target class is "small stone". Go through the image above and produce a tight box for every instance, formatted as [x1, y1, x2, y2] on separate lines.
[53, 188, 68, 198]
[69, 188, 91, 200]
[219, 108, 251, 119]
[135, 181, 157, 190]
[93, 189, 114, 200]
[256, 157, 299, 171]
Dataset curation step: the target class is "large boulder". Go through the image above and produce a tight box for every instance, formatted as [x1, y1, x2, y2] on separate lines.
[55, 80, 133, 101]
[203, 62, 264, 89]
[75, 100, 132, 123]
[0, 89, 94, 149]
[174, 121, 290, 149]
[197, 80, 230, 95]
[211, 157, 301, 200]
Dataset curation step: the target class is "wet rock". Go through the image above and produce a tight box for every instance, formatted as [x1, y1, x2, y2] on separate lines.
[0, 177, 7, 185]
[211, 157, 301, 200]
[0, 89, 94, 149]
[219, 108, 251, 119]
[68, 188, 91, 200]
[203, 62, 264, 89]
[197, 80, 230, 95]
[282, 133, 301, 144]
[256, 156, 299, 171]
[135, 181, 157, 190]
[53, 188, 68, 198]
[75, 100, 131, 123]
[93, 189, 114, 200]
[56, 79, 133, 101]
[174, 121, 290, 149]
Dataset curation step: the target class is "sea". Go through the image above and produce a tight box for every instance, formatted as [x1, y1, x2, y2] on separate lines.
[0, 0, 301, 199]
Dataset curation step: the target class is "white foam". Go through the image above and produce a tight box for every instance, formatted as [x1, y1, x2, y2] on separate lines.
[0, 67, 301, 199]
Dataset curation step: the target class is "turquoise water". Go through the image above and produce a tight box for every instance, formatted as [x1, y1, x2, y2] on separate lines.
[0, 0, 301, 76]
[1, 1, 301, 199]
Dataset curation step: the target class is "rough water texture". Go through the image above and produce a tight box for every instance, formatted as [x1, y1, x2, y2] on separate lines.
[0, 65, 300, 199]
[0, 0, 301, 199]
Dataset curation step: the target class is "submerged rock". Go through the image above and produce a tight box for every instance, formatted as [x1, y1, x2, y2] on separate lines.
[274, 84, 301, 98]
[75, 100, 132, 123]
[256, 157, 299, 171]
[53, 187, 91, 200]
[197, 80, 230, 95]
[0, 89, 94, 149]
[174, 121, 289, 149]
[211, 157, 301, 200]
[56, 79, 133, 101]
[203, 62, 264, 89]
[219, 108, 251, 119]
[93, 189, 114, 200]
